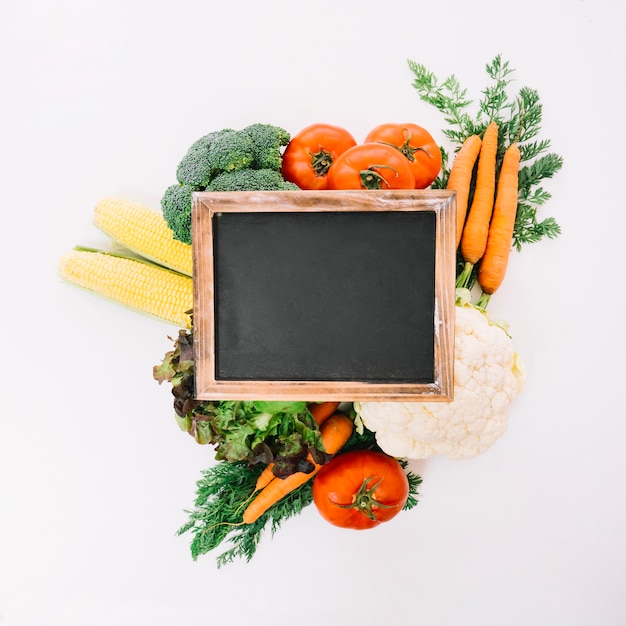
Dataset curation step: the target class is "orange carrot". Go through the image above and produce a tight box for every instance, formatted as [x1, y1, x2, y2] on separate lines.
[253, 402, 341, 490]
[446, 134, 483, 248]
[307, 401, 341, 425]
[476, 142, 521, 307]
[460, 121, 499, 264]
[314, 412, 354, 456]
[243, 412, 354, 524]
[254, 465, 277, 491]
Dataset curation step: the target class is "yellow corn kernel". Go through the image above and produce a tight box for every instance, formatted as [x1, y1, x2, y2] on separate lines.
[58, 248, 193, 328]
[93, 196, 193, 277]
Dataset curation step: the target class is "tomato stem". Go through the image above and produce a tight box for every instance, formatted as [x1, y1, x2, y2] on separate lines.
[359, 165, 398, 189]
[380, 130, 434, 162]
[309, 149, 334, 177]
[332, 475, 399, 521]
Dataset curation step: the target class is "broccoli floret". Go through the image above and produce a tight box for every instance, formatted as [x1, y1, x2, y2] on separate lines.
[241, 123, 291, 171]
[163, 126, 298, 242]
[161, 183, 195, 245]
[175, 125, 291, 186]
[188, 130, 229, 153]
[175, 131, 221, 187]
[206, 168, 300, 192]
[206, 129, 255, 174]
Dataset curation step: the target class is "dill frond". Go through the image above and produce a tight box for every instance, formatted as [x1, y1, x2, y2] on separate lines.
[399, 460, 423, 512]
[177, 460, 315, 567]
[216, 484, 314, 567]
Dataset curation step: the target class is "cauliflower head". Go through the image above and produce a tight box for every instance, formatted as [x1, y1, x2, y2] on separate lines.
[355, 304, 526, 460]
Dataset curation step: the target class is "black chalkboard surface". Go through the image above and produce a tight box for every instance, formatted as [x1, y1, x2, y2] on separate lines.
[192, 190, 456, 402]
[214, 210, 435, 382]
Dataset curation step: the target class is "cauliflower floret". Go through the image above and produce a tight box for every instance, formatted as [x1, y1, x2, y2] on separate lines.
[355, 304, 526, 460]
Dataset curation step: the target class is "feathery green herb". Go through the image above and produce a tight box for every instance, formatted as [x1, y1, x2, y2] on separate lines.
[408, 54, 562, 252]
[177, 460, 314, 568]
[400, 460, 422, 511]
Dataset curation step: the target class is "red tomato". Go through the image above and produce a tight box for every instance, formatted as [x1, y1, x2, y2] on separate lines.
[325, 143, 415, 190]
[364, 122, 442, 189]
[312, 450, 409, 530]
[281, 124, 357, 190]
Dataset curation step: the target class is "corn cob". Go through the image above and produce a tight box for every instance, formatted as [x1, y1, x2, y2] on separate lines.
[58, 247, 193, 328]
[93, 196, 193, 277]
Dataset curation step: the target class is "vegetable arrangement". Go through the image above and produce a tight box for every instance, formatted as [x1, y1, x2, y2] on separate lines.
[153, 322, 422, 562]
[356, 55, 562, 459]
[57, 54, 562, 566]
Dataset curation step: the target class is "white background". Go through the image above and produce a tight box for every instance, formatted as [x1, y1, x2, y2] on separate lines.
[1, 1, 625, 624]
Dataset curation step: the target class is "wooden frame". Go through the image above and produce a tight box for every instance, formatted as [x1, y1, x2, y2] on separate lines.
[192, 189, 456, 402]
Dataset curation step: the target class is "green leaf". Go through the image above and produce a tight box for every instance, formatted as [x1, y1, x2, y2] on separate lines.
[253, 401, 307, 415]
[250, 411, 278, 434]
